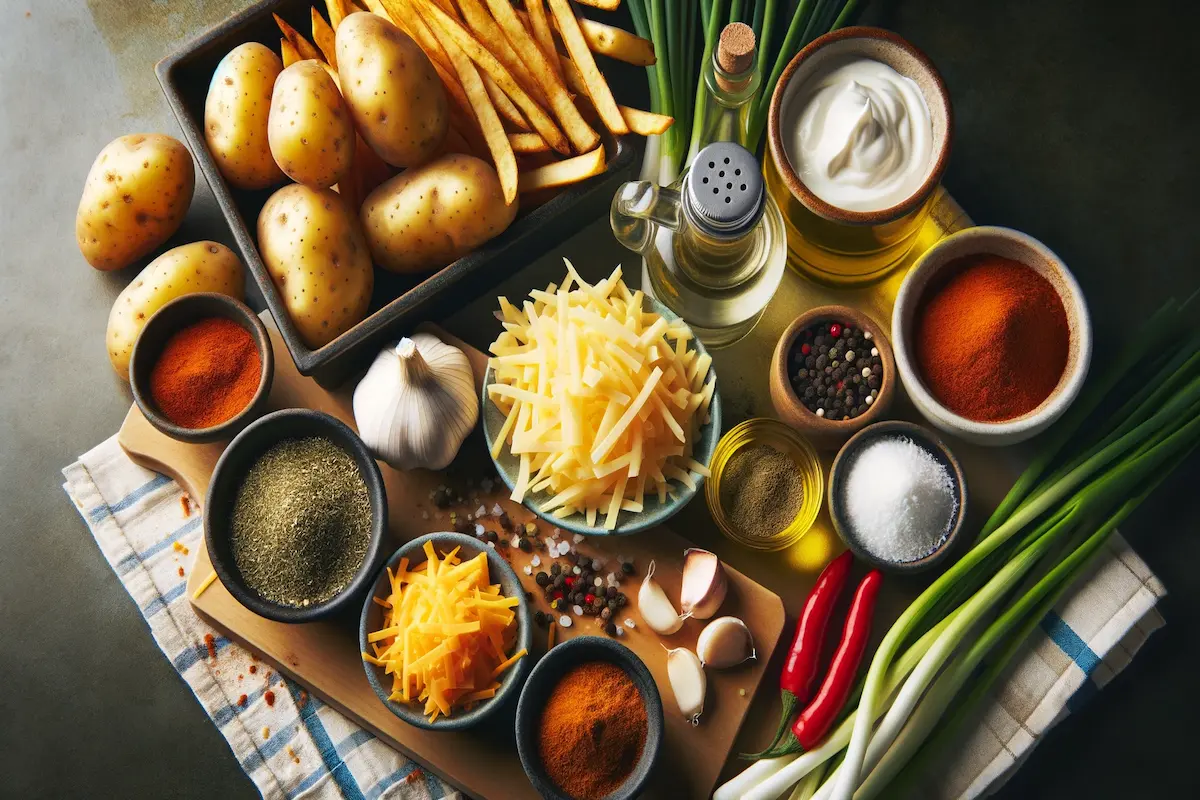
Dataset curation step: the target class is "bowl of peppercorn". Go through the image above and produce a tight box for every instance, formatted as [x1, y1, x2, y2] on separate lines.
[769, 305, 896, 448]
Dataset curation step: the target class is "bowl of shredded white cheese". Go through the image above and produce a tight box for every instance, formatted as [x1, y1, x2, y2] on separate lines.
[828, 420, 967, 572]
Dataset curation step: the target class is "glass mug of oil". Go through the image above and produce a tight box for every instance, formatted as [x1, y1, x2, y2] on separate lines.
[765, 28, 953, 287]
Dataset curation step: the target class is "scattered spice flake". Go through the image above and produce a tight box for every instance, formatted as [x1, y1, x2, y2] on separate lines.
[238, 674, 244, 681]
[287, 746, 299, 764]
[203, 633, 217, 661]
[262, 727, 270, 740]
[172, 541, 190, 555]
[548, 621, 557, 649]
[297, 690, 308, 708]
[249, 665, 258, 674]
[237, 694, 248, 706]
[180, 495, 191, 517]
[178, 566, 185, 577]
[192, 570, 218, 600]
[264, 690, 276, 707]
[405, 769, 424, 784]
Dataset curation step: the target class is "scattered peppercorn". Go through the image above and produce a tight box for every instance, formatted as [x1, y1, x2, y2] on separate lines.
[620, 561, 635, 575]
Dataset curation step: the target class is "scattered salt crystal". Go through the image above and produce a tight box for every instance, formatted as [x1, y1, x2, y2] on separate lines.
[487, 541, 496, 549]
[624, 618, 636, 629]
[572, 604, 584, 615]
[492, 503, 503, 516]
[511, 536, 521, 548]
[531, 555, 541, 567]
[559, 615, 573, 628]
[476, 505, 487, 517]
[607, 573, 619, 587]
[475, 523, 485, 536]
[523, 565, 533, 576]
[558, 543, 571, 557]
[842, 435, 956, 563]
[421, 511, 429, 520]
[573, 534, 585, 544]
[615, 626, 625, 637]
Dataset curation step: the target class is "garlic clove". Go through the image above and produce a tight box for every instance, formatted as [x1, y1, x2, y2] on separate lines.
[638, 560, 684, 635]
[666, 646, 707, 725]
[696, 616, 756, 669]
[680, 548, 728, 620]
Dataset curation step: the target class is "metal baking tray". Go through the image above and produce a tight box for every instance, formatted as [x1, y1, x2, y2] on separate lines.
[156, 0, 636, 387]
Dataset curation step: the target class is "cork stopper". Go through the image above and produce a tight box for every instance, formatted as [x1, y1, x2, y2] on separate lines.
[717, 22, 756, 76]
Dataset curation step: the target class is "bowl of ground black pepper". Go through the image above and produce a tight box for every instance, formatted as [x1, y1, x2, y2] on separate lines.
[130, 293, 273, 444]
[205, 409, 388, 623]
[770, 305, 896, 449]
[892, 226, 1092, 446]
[705, 418, 824, 551]
[516, 636, 662, 800]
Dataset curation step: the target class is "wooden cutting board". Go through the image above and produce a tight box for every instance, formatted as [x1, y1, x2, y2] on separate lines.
[117, 318, 786, 800]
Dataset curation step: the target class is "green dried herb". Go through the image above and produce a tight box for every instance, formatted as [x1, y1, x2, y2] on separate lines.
[230, 437, 371, 607]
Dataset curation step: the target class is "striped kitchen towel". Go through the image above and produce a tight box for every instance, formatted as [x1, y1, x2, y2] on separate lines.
[64, 434, 1165, 800]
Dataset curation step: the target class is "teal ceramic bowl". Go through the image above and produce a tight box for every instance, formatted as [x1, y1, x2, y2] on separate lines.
[483, 297, 722, 536]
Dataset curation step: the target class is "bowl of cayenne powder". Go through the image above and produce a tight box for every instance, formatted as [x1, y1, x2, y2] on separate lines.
[892, 226, 1092, 446]
[515, 636, 663, 800]
[130, 293, 273, 443]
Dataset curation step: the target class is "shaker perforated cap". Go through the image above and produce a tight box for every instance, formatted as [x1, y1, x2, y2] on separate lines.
[684, 142, 764, 240]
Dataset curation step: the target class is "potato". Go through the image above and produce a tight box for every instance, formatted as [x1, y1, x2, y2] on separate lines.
[106, 242, 244, 380]
[76, 134, 195, 271]
[268, 60, 354, 189]
[336, 12, 448, 168]
[205, 42, 286, 190]
[257, 184, 373, 348]
[361, 154, 516, 274]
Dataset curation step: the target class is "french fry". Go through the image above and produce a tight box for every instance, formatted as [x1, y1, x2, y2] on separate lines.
[518, 146, 605, 193]
[546, 0, 627, 134]
[325, 0, 353, 30]
[417, 0, 517, 202]
[311, 7, 339, 68]
[485, 75, 531, 131]
[575, 0, 622, 9]
[559, 54, 587, 95]
[274, 13, 323, 61]
[456, 0, 546, 105]
[618, 106, 673, 136]
[524, 0, 561, 80]
[280, 37, 302, 67]
[518, 9, 654, 67]
[420, 0, 569, 155]
[509, 132, 551, 154]
[485, 0, 599, 154]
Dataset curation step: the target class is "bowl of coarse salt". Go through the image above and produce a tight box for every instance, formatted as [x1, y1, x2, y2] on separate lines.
[828, 421, 967, 573]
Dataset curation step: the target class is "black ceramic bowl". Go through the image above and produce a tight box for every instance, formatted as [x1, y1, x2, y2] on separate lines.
[828, 420, 968, 574]
[205, 409, 388, 623]
[515, 637, 663, 800]
[130, 292, 274, 444]
[359, 532, 534, 731]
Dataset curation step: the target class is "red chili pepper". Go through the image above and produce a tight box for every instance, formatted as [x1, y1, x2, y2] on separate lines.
[755, 551, 853, 755]
[792, 569, 883, 749]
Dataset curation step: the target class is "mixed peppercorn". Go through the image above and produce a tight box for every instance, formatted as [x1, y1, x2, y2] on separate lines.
[788, 321, 883, 421]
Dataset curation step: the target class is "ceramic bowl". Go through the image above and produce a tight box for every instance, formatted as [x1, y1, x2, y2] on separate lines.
[130, 292, 274, 444]
[769, 305, 896, 449]
[828, 421, 967, 573]
[359, 532, 533, 731]
[515, 636, 663, 800]
[482, 296, 722, 536]
[205, 409, 388, 623]
[892, 226, 1093, 446]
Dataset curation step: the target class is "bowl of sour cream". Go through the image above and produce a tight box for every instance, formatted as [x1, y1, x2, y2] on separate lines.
[765, 27, 953, 285]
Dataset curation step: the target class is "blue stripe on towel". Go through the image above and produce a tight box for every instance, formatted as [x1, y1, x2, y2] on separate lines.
[89, 473, 171, 523]
[288, 681, 366, 800]
[142, 582, 187, 618]
[240, 721, 301, 773]
[172, 636, 233, 673]
[115, 517, 201, 575]
[363, 763, 423, 800]
[1041, 611, 1102, 675]
[336, 729, 375, 759]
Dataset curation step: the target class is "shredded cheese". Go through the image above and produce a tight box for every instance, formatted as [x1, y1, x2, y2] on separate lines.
[487, 261, 714, 529]
[192, 570, 218, 600]
[362, 542, 525, 721]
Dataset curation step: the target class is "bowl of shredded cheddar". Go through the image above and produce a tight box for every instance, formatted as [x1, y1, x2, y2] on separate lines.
[359, 532, 533, 731]
[482, 262, 722, 536]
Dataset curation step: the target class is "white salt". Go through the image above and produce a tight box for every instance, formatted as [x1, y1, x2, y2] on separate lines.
[842, 436, 956, 562]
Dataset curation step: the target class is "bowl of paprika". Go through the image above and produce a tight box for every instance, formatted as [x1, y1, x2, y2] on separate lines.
[130, 292, 274, 444]
[891, 226, 1092, 446]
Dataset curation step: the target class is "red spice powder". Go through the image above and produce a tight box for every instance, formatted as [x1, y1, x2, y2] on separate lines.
[180, 495, 191, 517]
[915, 255, 1070, 422]
[264, 690, 276, 707]
[237, 694, 248, 706]
[177, 566, 185, 577]
[249, 665, 258, 675]
[149, 317, 262, 429]
[203, 633, 217, 660]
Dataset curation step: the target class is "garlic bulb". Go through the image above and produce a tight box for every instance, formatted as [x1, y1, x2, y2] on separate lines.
[353, 333, 479, 470]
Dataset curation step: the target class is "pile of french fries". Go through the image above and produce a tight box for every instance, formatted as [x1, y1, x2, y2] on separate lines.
[277, 0, 672, 206]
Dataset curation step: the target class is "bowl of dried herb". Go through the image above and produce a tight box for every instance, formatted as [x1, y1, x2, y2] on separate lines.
[204, 408, 389, 623]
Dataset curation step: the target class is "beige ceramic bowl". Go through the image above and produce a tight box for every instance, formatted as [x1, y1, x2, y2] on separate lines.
[891, 226, 1092, 446]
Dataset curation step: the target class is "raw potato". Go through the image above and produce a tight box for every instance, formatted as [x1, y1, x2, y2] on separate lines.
[257, 185, 373, 348]
[76, 134, 195, 271]
[268, 60, 355, 188]
[205, 43, 286, 190]
[106, 242, 244, 380]
[336, 12, 448, 168]
[361, 153, 516, 273]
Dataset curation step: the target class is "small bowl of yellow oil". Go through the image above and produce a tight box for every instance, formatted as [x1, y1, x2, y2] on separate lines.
[705, 418, 824, 551]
